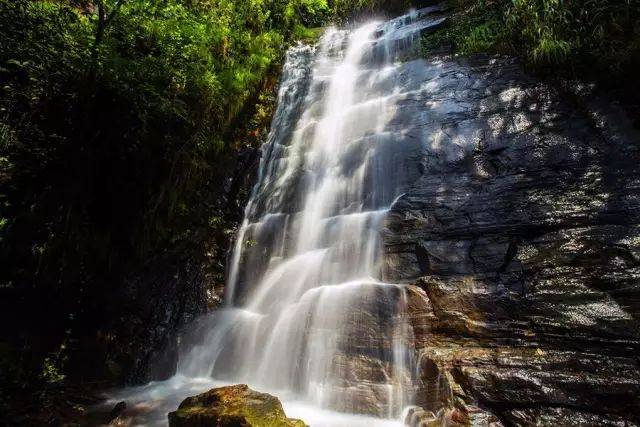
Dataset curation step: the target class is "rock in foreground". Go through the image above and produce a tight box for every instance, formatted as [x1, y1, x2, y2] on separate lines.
[168, 384, 306, 427]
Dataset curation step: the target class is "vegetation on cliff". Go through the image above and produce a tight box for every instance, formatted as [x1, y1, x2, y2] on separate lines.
[422, 0, 640, 103]
[0, 0, 383, 405]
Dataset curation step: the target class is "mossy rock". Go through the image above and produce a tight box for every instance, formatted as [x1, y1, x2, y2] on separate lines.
[168, 384, 307, 427]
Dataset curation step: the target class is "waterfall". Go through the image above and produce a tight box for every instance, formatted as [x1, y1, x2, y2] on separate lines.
[110, 8, 445, 426]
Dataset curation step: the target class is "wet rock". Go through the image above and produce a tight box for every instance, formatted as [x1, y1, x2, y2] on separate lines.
[380, 53, 640, 424]
[109, 401, 126, 421]
[405, 405, 498, 427]
[328, 352, 397, 416]
[118, 254, 209, 384]
[405, 407, 438, 427]
[168, 384, 306, 427]
[327, 382, 384, 417]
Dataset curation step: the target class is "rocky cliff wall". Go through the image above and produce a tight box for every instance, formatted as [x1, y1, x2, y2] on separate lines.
[381, 54, 640, 425]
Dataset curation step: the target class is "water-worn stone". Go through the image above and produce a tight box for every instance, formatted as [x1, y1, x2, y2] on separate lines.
[379, 53, 640, 424]
[405, 407, 438, 427]
[168, 384, 306, 427]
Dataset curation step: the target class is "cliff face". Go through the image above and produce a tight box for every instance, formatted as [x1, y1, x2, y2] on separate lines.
[98, 144, 262, 385]
[381, 54, 640, 424]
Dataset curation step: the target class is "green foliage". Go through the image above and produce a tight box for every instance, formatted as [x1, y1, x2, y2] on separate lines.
[421, 0, 640, 82]
[0, 0, 337, 387]
[329, 0, 412, 22]
[458, 18, 505, 54]
[506, 0, 573, 63]
[422, 4, 507, 56]
[293, 24, 325, 43]
[507, 0, 640, 72]
[0, 0, 331, 275]
[422, 1, 507, 55]
[287, 0, 330, 27]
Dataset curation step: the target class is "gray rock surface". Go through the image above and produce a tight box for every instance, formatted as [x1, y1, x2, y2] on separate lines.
[380, 54, 640, 425]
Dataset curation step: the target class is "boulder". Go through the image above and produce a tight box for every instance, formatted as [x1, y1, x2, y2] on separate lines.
[168, 384, 306, 427]
[404, 407, 438, 427]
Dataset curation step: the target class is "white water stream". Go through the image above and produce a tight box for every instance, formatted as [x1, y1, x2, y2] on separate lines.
[110, 9, 444, 426]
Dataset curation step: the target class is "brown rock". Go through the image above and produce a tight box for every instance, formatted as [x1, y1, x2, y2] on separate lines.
[168, 384, 306, 427]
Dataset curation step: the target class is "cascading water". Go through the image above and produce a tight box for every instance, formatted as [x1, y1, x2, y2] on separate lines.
[110, 8, 445, 426]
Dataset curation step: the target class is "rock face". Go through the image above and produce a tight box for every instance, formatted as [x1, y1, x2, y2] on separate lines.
[70, 141, 262, 386]
[168, 384, 306, 427]
[106, 253, 209, 384]
[380, 54, 640, 425]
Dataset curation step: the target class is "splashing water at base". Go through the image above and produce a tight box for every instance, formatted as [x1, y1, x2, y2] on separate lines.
[108, 375, 406, 427]
[109, 9, 446, 426]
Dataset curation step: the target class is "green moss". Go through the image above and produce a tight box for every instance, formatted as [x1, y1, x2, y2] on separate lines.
[169, 385, 307, 427]
[293, 24, 325, 43]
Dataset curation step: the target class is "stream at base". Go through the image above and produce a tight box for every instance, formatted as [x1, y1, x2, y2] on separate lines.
[107, 375, 403, 426]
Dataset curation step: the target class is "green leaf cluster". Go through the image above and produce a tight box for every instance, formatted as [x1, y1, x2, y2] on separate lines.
[0, 0, 335, 387]
[0, 0, 336, 276]
[421, 0, 640, 79]
[329, 0, 413, 22]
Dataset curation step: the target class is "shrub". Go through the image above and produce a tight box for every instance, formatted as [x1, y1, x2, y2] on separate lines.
[0, 0, 335, 386]
[421, 0, 640, 86]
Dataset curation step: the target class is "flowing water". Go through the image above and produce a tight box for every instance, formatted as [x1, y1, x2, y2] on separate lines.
[110, 8, 446, 426]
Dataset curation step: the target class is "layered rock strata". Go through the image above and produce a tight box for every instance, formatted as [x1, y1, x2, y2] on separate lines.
[382, 54, 640, 425]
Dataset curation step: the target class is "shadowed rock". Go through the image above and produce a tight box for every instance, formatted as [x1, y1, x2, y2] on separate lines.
[381, 53, 640, 424]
